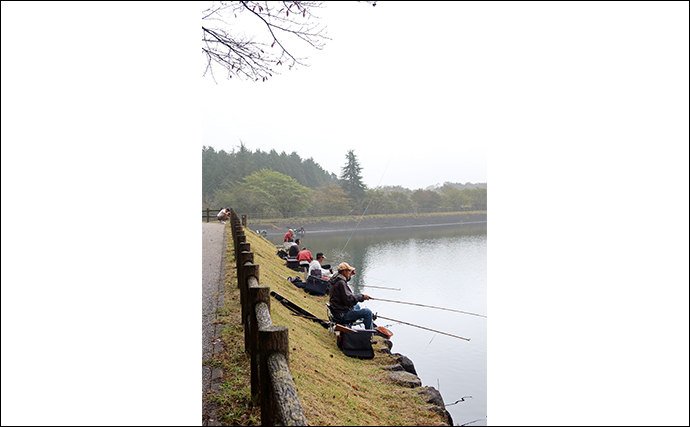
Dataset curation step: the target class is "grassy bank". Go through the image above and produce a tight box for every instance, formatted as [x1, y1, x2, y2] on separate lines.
[205, 225, 449, 426]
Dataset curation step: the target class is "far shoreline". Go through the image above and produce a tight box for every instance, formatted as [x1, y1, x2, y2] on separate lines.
[246, 211, 487, 236]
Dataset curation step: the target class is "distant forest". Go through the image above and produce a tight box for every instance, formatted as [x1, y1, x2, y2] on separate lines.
[203, 145, 487, 218]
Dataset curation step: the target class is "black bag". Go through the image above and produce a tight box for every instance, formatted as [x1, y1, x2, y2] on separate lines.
[304, 275, 329, 296]
[337, 331, 374, 359]
[276, 249, 288, 260]
[285, 258, 300, 271]
[287, 276, 305, 289]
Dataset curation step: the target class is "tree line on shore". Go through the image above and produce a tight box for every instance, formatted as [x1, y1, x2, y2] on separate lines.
[203, 144, 487, 218]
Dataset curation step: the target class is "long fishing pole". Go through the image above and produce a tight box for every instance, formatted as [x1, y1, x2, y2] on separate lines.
[350, 283, 401, 291]
[376, 315, 470, 341]
[371, 298, 487, 318]
[270, 269, 289, 280]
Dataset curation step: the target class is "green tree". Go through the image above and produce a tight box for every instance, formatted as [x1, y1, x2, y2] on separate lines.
[202, 145, 222, 205]
[440, 184, 470, 211]
[311, 182, 351, 215]
[339, 149, 366, 206]
[225, 169, 313, 218]
[363, 189, 397, 215]
[463, 187, 487, 210]
[410, 189, 442, 213]
[388, 191, 411, 214]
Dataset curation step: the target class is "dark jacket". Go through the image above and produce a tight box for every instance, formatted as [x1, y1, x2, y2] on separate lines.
[328, 273, 364, 315]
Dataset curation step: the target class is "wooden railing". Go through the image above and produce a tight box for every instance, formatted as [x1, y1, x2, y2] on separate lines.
[228, 208, 306, 426]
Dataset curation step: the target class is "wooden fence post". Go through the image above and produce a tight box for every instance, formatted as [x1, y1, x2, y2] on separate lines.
[238, 242, 250, 258]
[248, 284, 271, 404]
[259, 326, 290, 426]
[235, 233, 245, 258]
[241, 263, 259, 332]
[206, 208, 210, 223]
[242, 214, 247, 227]
[237, 251, 254, 289]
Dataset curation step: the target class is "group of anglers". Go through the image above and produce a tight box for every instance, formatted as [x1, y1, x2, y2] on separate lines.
[218, 211, 477, 355]
[219, 215, 376, 332]
[283, 227, 375, 331]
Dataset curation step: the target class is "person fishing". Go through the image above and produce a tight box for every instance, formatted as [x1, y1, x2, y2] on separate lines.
[328, 262, 374, 330]
[297, 247, 312, 263]
[283, 229, 295, 250]
[288, 238, 301, 258]
[308, 252, 332, 279]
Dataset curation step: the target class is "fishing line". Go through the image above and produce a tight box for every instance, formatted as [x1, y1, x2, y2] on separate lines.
[423, 334, 436, 352]
[376, 315, 470, 341]
[341, 153, 393, 252]
[371, 298, 487, 318]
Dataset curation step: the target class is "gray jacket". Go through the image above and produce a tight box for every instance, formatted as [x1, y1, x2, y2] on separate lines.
[328, 273, 364, 315]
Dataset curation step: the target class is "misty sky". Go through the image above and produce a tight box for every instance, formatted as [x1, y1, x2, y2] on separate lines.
[202, 2, 491, 190]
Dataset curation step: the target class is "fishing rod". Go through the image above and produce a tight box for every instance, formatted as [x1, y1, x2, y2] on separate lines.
[376, 315, 470, 341]
[371, 298, 487, 318]
[350, 283, 401, 291]
[270, 291, 329, 328]
[270, 269, 289, 279]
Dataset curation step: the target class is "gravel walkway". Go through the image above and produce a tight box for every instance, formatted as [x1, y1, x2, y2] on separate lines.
[202, 222, 226, 425]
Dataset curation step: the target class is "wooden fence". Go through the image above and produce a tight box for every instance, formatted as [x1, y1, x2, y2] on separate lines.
[228, 208, 307, 426]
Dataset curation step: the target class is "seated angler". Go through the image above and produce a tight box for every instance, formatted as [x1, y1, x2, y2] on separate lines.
[308, 252, 332, 279]
[328, 263, 374, 330]
[297, 247, 313, 263]
[283, 229, 295, 250]
[288, 238, 301, 258]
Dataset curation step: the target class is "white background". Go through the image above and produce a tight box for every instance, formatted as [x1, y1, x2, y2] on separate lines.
[2, 2, 688, 425]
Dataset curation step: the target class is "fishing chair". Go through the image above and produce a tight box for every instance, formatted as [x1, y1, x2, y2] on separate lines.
[325, 303, 363, 336]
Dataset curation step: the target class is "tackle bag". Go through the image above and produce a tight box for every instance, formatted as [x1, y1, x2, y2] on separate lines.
[337, 330, 374, 359]
[305, 275, 330, 296]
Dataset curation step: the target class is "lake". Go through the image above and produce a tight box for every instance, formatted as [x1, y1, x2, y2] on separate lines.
[268, 223, 487, 426]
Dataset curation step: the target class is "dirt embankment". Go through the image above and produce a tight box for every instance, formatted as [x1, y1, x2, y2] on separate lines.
[248, 212, 487, 236]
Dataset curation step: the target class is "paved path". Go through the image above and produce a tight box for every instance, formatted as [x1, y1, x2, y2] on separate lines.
[202, 222, 226, 425]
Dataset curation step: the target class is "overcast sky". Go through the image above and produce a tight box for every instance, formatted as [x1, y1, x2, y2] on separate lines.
[202, 2, 492, 190]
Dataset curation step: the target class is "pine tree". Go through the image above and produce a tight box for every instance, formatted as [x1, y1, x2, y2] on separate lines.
[339, 150, 366, 206]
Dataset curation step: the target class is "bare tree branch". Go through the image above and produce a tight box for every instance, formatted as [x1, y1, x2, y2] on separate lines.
[201, 1, 375, 82]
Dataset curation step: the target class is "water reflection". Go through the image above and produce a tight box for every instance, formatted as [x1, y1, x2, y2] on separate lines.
[269, 223, 487, 426]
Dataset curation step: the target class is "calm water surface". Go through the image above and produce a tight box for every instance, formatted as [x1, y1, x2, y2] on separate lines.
[269, 223, 487, 426]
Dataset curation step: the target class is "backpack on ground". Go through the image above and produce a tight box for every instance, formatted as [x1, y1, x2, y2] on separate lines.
[337, 330, 374, 359]
[287, 276, 306, 289]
